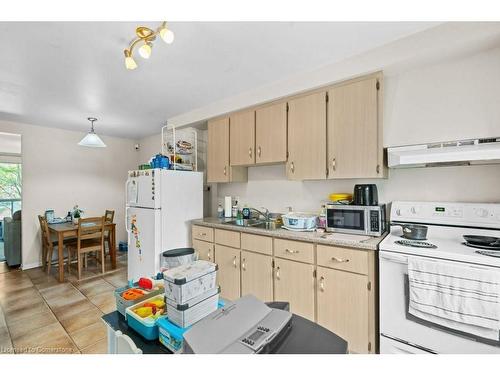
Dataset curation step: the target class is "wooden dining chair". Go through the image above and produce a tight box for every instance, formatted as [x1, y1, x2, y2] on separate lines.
[69, 216, 106, 280]
[104, 210, 115, 258]
[38, 215, 75, 275]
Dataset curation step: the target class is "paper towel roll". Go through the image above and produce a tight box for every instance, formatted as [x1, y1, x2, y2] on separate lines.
[224, 196, 232, 218]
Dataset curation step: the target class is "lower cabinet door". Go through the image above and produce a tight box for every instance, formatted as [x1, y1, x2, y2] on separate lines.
[317, 266, 369, 353]
[192, 239, 214, 262]
[215, 245, 241, 301]
[274, 258, 315, 321]
[241, 250, 273, 302]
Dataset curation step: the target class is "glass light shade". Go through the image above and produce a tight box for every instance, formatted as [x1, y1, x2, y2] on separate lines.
[138, 43, 152, 59]
[78, 132, 106, 148]
[125, 56, 138, 70]
[160, 27, 174, 44]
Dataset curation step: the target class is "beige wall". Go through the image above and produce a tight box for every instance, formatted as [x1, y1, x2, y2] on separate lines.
[214, 46, 500, 214]
[0, 120, 139, 269]
[137, 133, 161, 165]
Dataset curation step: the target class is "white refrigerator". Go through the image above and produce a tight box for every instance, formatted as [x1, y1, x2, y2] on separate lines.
[125, 169, 203, 282]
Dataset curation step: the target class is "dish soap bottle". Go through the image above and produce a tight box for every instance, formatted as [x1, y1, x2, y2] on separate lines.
[217, 204, 224, 219]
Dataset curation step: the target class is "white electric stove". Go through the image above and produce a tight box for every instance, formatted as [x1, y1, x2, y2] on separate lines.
[379, 201, 500, 354]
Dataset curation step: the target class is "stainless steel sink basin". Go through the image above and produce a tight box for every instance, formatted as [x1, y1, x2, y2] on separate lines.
[222, 219, 281, 230]
[250, 221, 282, 230]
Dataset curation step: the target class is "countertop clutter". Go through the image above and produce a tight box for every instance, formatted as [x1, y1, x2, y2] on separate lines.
[192, 217, 386, 251]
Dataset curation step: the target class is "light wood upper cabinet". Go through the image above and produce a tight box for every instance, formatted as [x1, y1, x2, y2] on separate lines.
[274, 258, 315, 321]
[215, 244, 241, 301]
[255, 102, 287, 164]
[317, 266, 371, 353]
[327, 74, 384, 179]
[241, 250, 273, 302]
[230, 110, 256, 166]
[207, 117, 248, 183]
[287, 91, 327, 180]
[207, 117, 230, 183]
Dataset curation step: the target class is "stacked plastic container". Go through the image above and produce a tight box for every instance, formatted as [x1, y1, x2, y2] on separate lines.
[159, 260, 219, 353]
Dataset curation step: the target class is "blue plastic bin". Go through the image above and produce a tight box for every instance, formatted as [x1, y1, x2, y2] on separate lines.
[125, 294, 165, 340]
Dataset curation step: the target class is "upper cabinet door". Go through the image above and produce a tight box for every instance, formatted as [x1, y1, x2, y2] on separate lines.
[328, 75, 383, 179]
[230, 110, 255, 166]
[255, 102, 287, 164]
[287, 92, 327, 180]
[207, 117, 230, 183]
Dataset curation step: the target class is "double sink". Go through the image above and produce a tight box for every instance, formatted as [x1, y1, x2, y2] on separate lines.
[222, 218, 282, 231]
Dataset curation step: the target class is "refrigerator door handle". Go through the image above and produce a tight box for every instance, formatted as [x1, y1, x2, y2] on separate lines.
[125, 207, 130, 233]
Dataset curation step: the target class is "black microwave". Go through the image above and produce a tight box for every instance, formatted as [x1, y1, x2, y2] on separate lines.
[325, 204, 386, 237]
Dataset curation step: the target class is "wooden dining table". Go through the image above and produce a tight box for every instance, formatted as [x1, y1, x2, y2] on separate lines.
[48, 221, 117, 282]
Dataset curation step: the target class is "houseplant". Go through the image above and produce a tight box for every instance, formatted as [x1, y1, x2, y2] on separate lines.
[72, 205, 84, 224]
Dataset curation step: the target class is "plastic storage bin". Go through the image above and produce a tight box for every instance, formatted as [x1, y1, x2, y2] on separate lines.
[163, 260, 217, 304]
[166, 287, 219, 328]
[125, 294, 166, 340]
[161, 248, 197, 272]
[114, 283, 164, 317]
[158, 317, 190, 353]
[158, 299, 225, 353]
[282, 212, 318, 231]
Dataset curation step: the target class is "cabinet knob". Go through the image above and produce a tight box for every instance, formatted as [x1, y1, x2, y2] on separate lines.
[331, 158, 336, 171]
[275, 266, 281, 280]
[248, 147, 253, 158]
[331, 256, 349, 263]
[223, 166, 227, 176]
[285, 248, 299, 254]
[207, 250, 211, 261]
[319, 276, 325, 291]
[257, 146, 261, 157]
[233, 256, 238, 268]
[290, 162, 295, 174]
[376, 164, 380, 174]
[242, 258, 246, 271]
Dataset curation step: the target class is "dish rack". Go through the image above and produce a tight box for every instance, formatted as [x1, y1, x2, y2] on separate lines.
[161, 125, 198, 171]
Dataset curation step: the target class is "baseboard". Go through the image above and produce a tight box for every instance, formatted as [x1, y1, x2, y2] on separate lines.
[21, 261, 42, 270]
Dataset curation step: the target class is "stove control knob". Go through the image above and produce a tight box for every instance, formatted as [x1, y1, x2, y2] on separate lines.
[395, 209, 401, 216]
[410, 206, 420, 215]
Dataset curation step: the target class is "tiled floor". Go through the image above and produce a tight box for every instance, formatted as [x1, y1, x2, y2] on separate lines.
[0, 254, 127, 354]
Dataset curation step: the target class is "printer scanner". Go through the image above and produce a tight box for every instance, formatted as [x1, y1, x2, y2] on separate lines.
[183, 295, 292, 354]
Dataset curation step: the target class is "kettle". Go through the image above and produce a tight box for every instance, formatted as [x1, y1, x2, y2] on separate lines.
[353, 184, 378, 206]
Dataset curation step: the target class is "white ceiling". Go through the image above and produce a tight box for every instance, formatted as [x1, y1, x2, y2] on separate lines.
[0, 22, 437, 139]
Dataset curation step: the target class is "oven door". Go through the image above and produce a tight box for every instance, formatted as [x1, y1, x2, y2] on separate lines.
[326, 207, 367, 234]
[379, 251, 500, 354]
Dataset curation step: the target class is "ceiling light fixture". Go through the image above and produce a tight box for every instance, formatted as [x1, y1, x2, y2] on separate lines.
[123, 22, 174, 70]
[78, 117, 106, 148]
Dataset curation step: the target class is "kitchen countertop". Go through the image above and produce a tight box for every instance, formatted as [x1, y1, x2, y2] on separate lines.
[192, 217, 386, 251]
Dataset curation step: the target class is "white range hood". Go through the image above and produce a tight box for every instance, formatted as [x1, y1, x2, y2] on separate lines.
[387, 137, 500, 168]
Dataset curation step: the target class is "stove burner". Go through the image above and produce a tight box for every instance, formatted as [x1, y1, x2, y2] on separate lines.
[463, 242, 500, 251]
[394, 239, 437, 249]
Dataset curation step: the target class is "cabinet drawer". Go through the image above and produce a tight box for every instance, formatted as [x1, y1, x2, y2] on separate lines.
[192, 239, 215, 262]
[215, 229, 241, 248]
[241, 233, 272, 255]
[317, 245, 368, 275]
[274, 239, 314, 264]
[192, 225, 214, 242]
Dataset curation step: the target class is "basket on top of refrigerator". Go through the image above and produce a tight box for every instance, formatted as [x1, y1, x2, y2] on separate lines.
[163, 260, 217, 304]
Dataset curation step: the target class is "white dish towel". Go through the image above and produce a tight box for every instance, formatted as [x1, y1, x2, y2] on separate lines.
[408, 257, 500, 341]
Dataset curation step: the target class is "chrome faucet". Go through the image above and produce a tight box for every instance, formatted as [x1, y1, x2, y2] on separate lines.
[250, 207, 271, 221]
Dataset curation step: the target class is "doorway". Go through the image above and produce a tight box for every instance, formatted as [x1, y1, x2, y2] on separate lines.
[0, 132, 22, 266]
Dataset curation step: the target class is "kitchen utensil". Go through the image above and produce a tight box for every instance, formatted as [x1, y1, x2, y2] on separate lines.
[353, 184, 378, 206]
[463, 235, 500, 247]
[393, 223, 428, 240]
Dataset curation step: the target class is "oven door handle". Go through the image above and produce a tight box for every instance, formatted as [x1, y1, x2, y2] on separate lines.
[379, 252, 408, 265]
